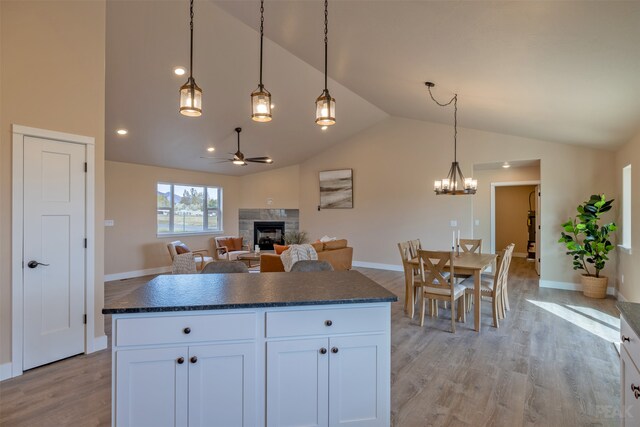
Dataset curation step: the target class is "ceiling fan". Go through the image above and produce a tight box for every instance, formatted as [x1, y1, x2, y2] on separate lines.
[201, 127, 273, 166]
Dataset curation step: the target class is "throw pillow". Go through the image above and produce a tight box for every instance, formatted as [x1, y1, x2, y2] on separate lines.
[175, 243, 191, 254]
[232, 237, 243, 251]
[274, 244, 289, 255]
[324, 239, 347, 250]
[311, 242, 324, 253]
[217, 238, 233, 253]
[319, 235, 337, 243]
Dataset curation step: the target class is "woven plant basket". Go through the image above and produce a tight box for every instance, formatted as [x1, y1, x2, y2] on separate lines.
[581, 274, 608, 299]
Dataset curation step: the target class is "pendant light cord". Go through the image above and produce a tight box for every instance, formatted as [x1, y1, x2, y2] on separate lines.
[259, 0, 264, 87]
[189, 0, 194, 81]
[324, 0, 328, 91]
[427, 85, 458, 163]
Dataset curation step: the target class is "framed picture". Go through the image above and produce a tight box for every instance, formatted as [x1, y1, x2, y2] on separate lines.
[319, 169, 353, 209]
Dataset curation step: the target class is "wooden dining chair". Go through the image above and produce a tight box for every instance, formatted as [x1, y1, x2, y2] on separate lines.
[500, 243, 515, 315]
[460, 244, 514, 328]
[459, 239, 482, 254]
[417, 250, 466, 333]
[397, 241, 425, 318]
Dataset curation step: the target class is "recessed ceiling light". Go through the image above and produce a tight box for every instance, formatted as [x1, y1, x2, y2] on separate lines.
[321, 126, 328, 131]
[207, 147, 215, 152]
[502, 162, 510, 168]
[174, 66, 186, 76]
[116, 129, 128, 135]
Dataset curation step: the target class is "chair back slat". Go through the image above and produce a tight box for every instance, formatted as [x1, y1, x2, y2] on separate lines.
[494, 243, 514, 290]
[460, 239, 482, 254]
[418, 250, 453, 290]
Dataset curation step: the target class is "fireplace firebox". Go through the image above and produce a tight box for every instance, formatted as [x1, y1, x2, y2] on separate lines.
[254, 221, 285, 250]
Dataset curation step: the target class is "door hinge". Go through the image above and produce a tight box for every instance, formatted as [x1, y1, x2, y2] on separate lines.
[84, 162, 87, 172]
[83, 314, 87, 324]
[84, 238, 87, 248]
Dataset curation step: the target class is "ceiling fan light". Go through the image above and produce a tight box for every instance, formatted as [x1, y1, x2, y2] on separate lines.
[233, 159, 246, 166]
[265, 158, 273, 163]
[251, 86, 272, 122]
[179, 77, 202, 117]
[315, 91, 335, 126]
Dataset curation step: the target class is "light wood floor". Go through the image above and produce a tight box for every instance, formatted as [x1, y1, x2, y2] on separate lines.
[0, 259, 621, 426]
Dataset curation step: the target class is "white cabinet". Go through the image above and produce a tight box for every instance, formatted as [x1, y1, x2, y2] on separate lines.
[266, 307, 390, 427]
[621, 314, 640, 426]
[112, 313, 257, 427]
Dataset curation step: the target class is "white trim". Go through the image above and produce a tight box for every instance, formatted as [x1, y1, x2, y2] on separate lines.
[94, 335, 108, 352]
[104, 266, 172, 282]
[11, 125, 96, 379]
[618, 245, 633, 255]
[490, 180, 541, 255]
[0, 363, 12, 381]
[352, 261, 403, 272]
[618, 291, 628, 302]
[539, 279, 617, 296]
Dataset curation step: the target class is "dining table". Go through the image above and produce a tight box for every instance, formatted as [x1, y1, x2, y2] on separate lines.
[408, 252, 497, 332]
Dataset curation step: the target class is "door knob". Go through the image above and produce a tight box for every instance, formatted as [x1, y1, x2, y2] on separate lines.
[27, 260, 50, 269]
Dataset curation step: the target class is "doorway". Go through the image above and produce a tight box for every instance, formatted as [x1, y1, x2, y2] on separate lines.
[11, 125, 97, 377]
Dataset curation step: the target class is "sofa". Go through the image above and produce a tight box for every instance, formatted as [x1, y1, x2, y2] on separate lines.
[212, 236, 251, 261]
[260, 239, 353, 272]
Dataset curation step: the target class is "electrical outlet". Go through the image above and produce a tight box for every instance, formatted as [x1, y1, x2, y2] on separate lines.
[104, 220, 114, 227]
[450, 220, 457, 227]
[267, 198, 273, 205]
[474, 219, 480, 226]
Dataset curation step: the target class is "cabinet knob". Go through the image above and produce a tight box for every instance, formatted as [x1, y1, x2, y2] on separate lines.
[325, 320, 333, 326]
[177, 357, 185, 364]
[631, 384, 640, 393]
[190, 356, 198, 364]
[636, 390, 640, 400]
[319, 348, 327, 354]
[183, 327, 191, 334]
[331, 347, 339, 354]
[622, 335, 631, 342]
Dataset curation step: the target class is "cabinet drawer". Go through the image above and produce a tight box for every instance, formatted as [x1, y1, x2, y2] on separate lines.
[116, 312, 256, 347]
[266, 306, 387, 338]
[622, 315, 640, 367]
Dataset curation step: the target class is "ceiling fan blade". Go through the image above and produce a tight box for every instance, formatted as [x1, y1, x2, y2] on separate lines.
[246, 157, 274, 164]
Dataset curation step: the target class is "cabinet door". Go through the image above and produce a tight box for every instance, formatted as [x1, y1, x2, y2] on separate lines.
[188, 342, 256, 427]
[267, 338, 329, 427]
[329, 335, 388, 426]
[115, 347, 188, 427]
[621, 347, 640, 426]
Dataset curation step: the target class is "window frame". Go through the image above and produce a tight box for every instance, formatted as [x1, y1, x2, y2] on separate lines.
[156, 182, 223, 237]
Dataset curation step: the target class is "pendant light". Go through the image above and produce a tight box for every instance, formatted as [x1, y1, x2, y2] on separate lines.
[179, 0, 202, 117]
[251, 0, 272, 122]
[427, 82, 477, 195]
[315, 0, 335, 126]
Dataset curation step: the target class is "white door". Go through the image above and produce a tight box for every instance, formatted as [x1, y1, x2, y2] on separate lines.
[188, 342, 256, 427]
[328, 335, 387, 427]
[23, 136, 86, 370]
[116, 347, 189, 427]
[536, 185, 541, 276]
[267, 338, 329, 427]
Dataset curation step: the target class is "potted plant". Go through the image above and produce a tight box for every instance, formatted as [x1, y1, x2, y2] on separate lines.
[284, 230, 309, 245]
[558, 194, 617, 298]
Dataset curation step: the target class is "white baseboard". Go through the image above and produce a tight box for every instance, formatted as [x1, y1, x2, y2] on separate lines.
[104, 266, 171, 282]
[618, 291, 628, 302]
[93, 335, 108, 352]
[539, 279, 617, 296]
[352, 261, 403, 272]
[0, 362, 12, 381]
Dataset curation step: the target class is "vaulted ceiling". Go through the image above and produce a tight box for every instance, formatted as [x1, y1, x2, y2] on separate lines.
[106, 1, 640, 175]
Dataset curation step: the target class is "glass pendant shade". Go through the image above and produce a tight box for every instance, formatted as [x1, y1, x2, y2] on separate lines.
[251, 85, 272, 122]
[179, 77, 202, 117]
[315, 90, 336, 126]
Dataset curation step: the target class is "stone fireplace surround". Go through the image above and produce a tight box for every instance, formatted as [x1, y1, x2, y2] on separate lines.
[239, 209, 299, 249]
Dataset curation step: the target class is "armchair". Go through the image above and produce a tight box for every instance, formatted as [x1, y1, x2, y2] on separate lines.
[213, 236, 251, 261]
[167, 241, 213, 271]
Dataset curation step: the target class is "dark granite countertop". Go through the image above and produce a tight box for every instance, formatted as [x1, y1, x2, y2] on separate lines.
[103, 270, 398, 314]
[618, 302, 640, 337]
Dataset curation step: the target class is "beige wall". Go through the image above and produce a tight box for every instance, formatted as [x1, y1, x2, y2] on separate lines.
[473, 166, 540, 253]
[297, 116, 616, 286]
[105, 161, 241, 275]
[238, 165, 299, 209]
[616, 131, 640, 301]
[495, 185, 537, 255]
[0, 0, 106, 366]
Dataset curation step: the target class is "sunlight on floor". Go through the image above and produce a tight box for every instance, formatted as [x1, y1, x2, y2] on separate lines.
[527, 299, 620, 343]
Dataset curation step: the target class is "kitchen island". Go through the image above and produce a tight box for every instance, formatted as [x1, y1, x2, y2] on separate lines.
[103, 270, 397, 427]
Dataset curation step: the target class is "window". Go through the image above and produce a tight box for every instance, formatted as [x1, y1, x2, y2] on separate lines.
[157, 182, 222, 235]
[622, 165, 632, 249]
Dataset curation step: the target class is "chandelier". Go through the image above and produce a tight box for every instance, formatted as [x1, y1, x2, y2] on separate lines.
[426, 82, 477, 195]
[315, 0, 335, 126]
[179, 0, 202, 117]
[250, 0, 272, 122]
